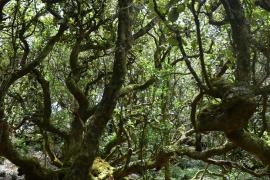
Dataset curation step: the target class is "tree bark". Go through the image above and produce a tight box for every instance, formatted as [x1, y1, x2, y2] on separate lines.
[221, 0, 251, 83]
[64, 0, 132, 179]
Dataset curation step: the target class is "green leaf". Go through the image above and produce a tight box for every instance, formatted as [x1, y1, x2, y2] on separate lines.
[168, 7, 180, 22]
[182, 38, 187, 46]
[168, 4, 186, 22]
[168, 36, 178, 46]
[177, 4, 186, 13]
[191, 40, 197, 49]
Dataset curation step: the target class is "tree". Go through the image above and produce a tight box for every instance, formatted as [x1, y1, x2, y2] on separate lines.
[1, 0, 270, 179]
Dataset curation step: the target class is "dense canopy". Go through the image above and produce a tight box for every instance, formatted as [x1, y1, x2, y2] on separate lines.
[1, 0, 270, 179]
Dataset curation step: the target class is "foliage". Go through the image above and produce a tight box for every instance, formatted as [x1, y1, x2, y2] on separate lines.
[1, 0, 270, 179]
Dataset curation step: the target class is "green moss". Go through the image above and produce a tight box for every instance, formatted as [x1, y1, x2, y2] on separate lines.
[90, 157, 114, 180]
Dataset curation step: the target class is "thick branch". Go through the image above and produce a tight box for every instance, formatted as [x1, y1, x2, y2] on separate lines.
[0, 121, 59, 179]
[119, 77, 156, 96]
[114, 142, 235, 179]
[33, 70, 68, 139]
[11, 24, 66, 83]
[132, 17, 158, 40]
[66, 0, 133, 179]
[191, 0, 212, 90]
[221, 0, 251, 83]
[226, 130, 270, 165]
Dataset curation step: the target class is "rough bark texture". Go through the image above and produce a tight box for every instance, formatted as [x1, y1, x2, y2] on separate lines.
[0, 25, 65, 179]
[226, 130, 270, 165]
[63, 0, 132, 179]
[195, 0, 270, 168]
[221, 0, 251, 83]
[197, 84, 256, 132]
